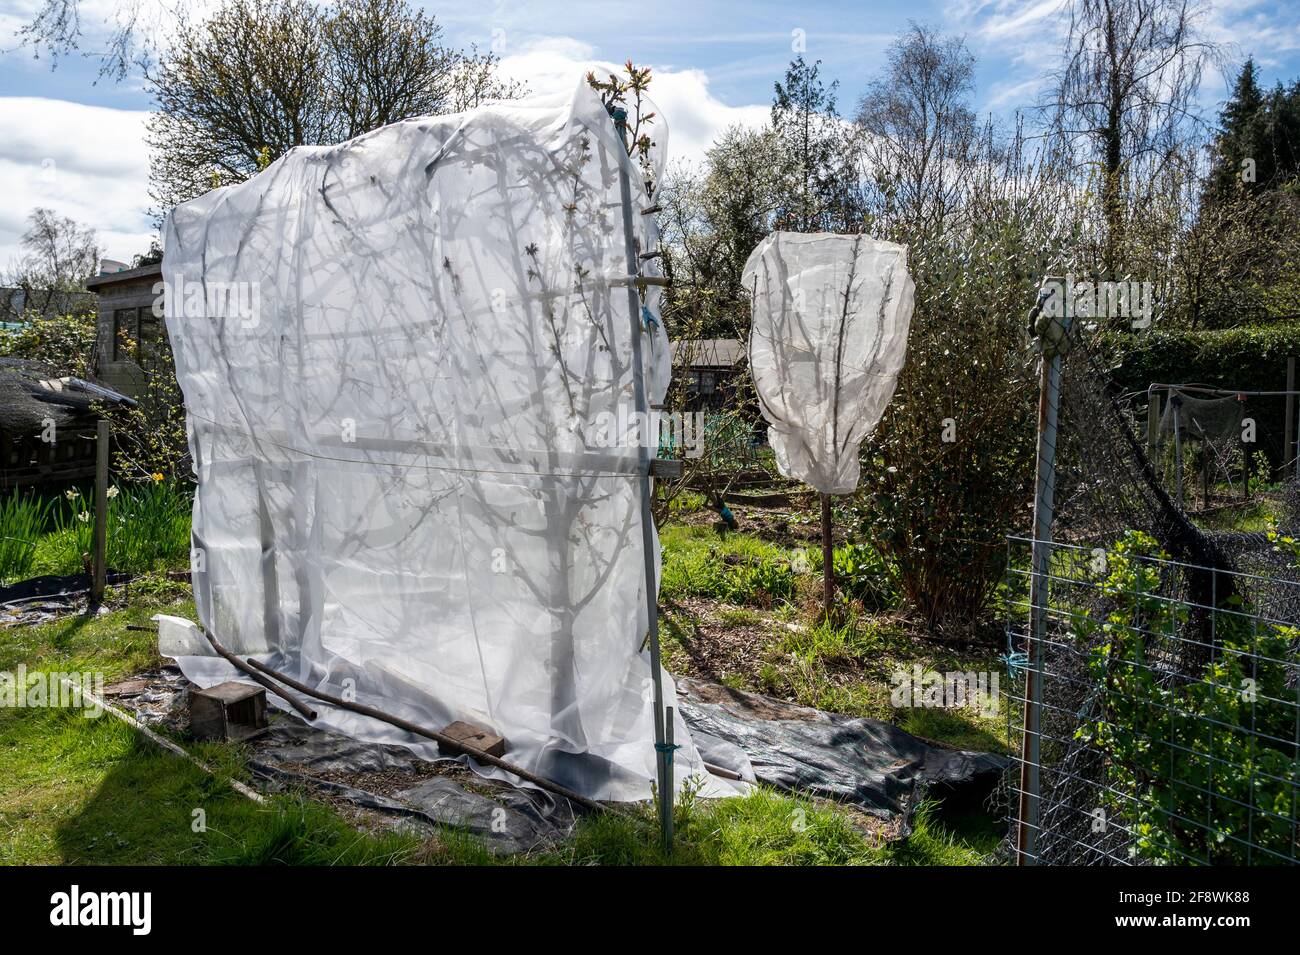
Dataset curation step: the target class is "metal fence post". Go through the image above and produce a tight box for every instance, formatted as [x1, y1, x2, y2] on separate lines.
[1147, 388, 1160, 452]
[1287, 356, 1296, 481]
[1017, 290, 1067, 865]
[617, 161, 673, 853]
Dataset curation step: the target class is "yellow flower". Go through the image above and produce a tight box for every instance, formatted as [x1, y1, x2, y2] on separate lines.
[151, 473, 164, 482]
[106, 486, 119, 499]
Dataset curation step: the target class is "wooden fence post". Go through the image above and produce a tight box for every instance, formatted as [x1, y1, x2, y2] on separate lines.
[91, 419, 109, 605]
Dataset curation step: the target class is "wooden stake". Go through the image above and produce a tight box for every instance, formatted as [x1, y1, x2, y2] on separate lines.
[821, 493, 834, 617]
[91, 420, 109, 606]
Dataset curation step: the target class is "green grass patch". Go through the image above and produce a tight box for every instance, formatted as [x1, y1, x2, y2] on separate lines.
[1, 600, 997, 866]
[1192, 497, 1284, 534]
[0, 704, 431, 865]
[659, 525, 799, 606]
[0, 491, 53, 584]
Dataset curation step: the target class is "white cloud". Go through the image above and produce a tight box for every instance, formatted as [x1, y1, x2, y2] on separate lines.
[0, 34, 771, 273]
[0, 97, 155, 271]
[497, 38, 768, 167]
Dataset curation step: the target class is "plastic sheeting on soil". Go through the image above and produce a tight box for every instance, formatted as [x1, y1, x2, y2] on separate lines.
[743, 233, 914, 494]
[676, 678, 1008, 817]
[248, 720, 580, 854]
[112, 666, 1007, 852]
[159, 79, 715, 802]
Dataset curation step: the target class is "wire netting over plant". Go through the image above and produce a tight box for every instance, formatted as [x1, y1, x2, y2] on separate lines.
[1006, 329, 1300, 864]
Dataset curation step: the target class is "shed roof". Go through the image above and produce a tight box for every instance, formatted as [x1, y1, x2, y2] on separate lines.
[85, 261, 162, 292]
[0, 358, 135, 437]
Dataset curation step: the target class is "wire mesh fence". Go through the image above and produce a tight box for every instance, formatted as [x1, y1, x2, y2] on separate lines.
[1005, 533, 1300, 865]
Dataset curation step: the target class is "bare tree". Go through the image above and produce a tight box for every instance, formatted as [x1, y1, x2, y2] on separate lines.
[658, 127, 786, 334]
[15, 0, 175, 80]
[145, 0, 521, 214]
[4, 208, 100, 317]
[1042, 0, 1217, 272]
[856, 23, 978, 240]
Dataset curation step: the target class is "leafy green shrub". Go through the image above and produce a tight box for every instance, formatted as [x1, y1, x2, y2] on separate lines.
[0, 313, 98, 377]
[832, 541, 896, 610]
[1077, 531, 1300, 864]
[858, 240, 1041, 631]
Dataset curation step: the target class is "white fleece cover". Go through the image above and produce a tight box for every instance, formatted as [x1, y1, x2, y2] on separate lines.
[160, 80, 724, 801]
[744, 232, 914, 494]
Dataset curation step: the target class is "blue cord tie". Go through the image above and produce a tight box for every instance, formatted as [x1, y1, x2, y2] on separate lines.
[641, 305, 658, 331]
[655, 742, 681, 758]
[1004, 650, 1029, 674]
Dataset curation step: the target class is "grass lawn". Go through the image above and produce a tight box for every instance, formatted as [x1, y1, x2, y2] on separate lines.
[0, 583, 1002, 866]
[1190, 495, 1285, 534]
[658, 521, 1012, 755]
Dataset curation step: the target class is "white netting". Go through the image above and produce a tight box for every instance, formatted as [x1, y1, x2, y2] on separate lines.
[743, 232, 914, 494]
[160, 80, 712, 801]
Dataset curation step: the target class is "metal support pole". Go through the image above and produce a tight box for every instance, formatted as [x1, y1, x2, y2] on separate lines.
[91, 419, 109, 605]
[1285, 357, 1295, 482]
[1016, 306, 1066, 866]
[1147, 388, 1160, 452]
[1172, 404, 1184, 510]
[617, 162, 673, 853]
[1201, 443, 1210, 508]
[820, 493, 834, 617]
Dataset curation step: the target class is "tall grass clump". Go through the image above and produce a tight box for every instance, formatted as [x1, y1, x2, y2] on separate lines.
[38, 480, 192, 577]
[0, 492, 53, 584]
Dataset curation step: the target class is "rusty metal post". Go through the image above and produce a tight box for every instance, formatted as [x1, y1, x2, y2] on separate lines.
[1172, 399, 1184, 510]
[1147, 388, 1160, 452]
[1286, 356, 1296, 481]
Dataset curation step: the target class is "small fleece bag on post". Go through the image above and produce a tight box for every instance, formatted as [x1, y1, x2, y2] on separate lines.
[743, 232, 914, 495]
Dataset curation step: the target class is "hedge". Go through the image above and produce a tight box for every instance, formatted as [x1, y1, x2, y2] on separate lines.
[1103, 322, 1300, 468]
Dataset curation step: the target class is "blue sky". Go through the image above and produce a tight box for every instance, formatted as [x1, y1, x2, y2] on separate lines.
[2, 0, 1299, 264]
